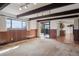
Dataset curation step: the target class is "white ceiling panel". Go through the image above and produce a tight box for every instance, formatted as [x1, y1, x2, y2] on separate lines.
[1, 3, 50, 15]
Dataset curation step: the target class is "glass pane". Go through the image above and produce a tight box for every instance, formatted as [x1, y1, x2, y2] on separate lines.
[6, 20, 11, 28]
[41, 24, 45, 33]
[23, 22, 26, 28]
[12, 20, 22, 28]
[45, 24, 49, 34]
[45, 24, 49, 29]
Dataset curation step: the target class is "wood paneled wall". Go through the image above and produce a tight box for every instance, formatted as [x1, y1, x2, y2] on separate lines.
[26, 29, 37, 38]
[50, 29, 57, 39]
[0, 29, 37, 45]
[0, 31, 11, 45]
[73, 30, 79, 44]
[60, 30, 65, 36]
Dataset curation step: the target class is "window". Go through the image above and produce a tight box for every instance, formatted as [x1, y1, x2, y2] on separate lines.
[22, 22, 26, 28]
[12, 20, 22, 29]
[6, 19, 11, 29]
[6, 19, 27, 30]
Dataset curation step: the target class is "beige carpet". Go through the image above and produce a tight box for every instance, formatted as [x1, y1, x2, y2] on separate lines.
[0, 38, 79, 56]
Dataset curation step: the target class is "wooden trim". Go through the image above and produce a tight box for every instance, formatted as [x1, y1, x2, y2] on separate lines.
[37, 15, 79, 22]
[74, 29, 79, 44]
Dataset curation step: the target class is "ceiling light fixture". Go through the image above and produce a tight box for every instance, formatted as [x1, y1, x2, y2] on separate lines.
[24, 6, 27, 9]
[19, 7, 22, 10]
[19, 3, 29, 11]
[33, 3, 37, 5]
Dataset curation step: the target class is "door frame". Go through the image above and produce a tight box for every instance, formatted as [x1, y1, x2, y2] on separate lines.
[37, 20, 50, 38]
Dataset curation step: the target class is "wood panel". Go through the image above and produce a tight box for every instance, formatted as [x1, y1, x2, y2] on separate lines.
[50, 29, 57, 39]
[74, 30, 79, 44]
[26, 29, 37, 38]
[0, 30, 27, 45]
[60, 30, 65, 36]
[0, 31, 11, 45]
[9, 30, 28, 42]
[0, 29, 38, 45]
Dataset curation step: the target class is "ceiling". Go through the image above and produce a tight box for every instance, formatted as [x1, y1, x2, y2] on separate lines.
[18, 3, 79, 19]
[0, 3, 5, 7]
[0, 3, 79, 20]
[1, 3, 50, 16]
[0, 3, 9, 10]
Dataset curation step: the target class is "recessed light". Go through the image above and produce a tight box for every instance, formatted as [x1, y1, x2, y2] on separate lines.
[19, 7, 22, 10]
[33, 3, 37, 5]
[24, 6, 27, 9]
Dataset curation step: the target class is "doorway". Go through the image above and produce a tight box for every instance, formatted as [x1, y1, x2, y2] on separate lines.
[38, 21, 50, 39]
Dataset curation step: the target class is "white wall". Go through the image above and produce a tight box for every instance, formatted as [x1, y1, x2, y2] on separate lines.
[74, 18, 79, 30]
[50, 20, 58, 29]
[50, 20, 60, 37]
[0, 16, 7, 31]
[50, 18, 75, 37]
[29, 20, 37, 29]
[62, 19, 74, 34]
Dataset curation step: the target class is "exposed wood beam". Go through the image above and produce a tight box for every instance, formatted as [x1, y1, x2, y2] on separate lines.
[37, 15, 79, 22]
[30, 8, 79, 20]
[17, 3, 74, 17]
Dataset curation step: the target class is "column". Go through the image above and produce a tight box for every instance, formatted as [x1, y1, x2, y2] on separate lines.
[0, 16, 7, 31]
[74, 18, 79, 43]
